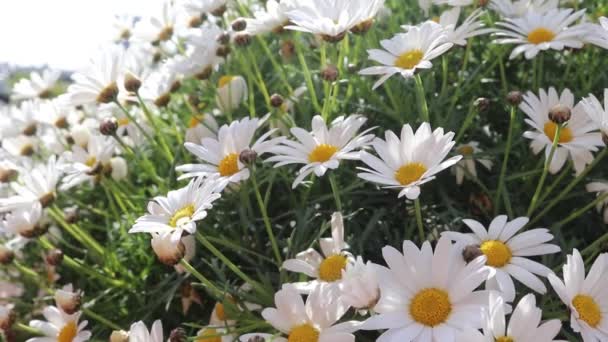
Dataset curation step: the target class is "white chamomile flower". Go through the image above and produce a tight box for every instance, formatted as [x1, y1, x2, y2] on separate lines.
[54, 284, 83, 315]
[494, 8, 587, 60]
[548, 250, 608, 342]
[133, 0, 177, 44]
[359, 22, 453, 89]
[586, 181, 608, 223]
[520, 88, 604, 175]
[176, 117, 284, 183]
[129, 176, 226, 242]
[282, 212, 352, 293]
[27, 306, 91, 342]
[1, 135, 37, 157]
[244, 0, 295, 36]
[111, 14, 135, 43]
[361, 236, 491, 341]
[357, 122, 461, 200]
[61, 46, 124, 106]
[261, 284, 357, 342]
[60, 134, 117, 190]
[1, 201, 45, 238]
[267, 115, 374, 188]
[432, 7, 493, 46]
[443, 215, 560, 302]
[456, 292, 563, 342]
[180, 0, 228, 18]
[489, 0, 558, 18]
[11, 69, 61, 100]
[215, 75, 248, 114]
[452, 141, 493, 185]
[583, 17, 608, 50]
[285, 0, 366, 42]
[127, 319, 164, 342]
[341, 256, 380, 311]
[137, 66, 180, 108]
[185, 113, 219, 144]
[581, 89, 608, 139]
[150, 232, 189, 266]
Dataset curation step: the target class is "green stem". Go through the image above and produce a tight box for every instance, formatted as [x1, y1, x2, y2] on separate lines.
[328, 173, 343, 211]
[527, 124, 562, 217]
[179, 259, 223, 298]
[82, 307, 122, 331]
[48, 206, 105, 259]
[295, 36, 322, 113]
[136, 93, 174, 163]
[414, 199, 424, 242]
[494, 106, 516, 214]
[581, 229, 608, 256]
[414, 74, 430, 123]
[552, 193, 608, 231]
[251, 174, 282, 266]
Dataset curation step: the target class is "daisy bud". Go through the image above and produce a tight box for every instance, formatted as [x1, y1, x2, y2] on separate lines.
[151, 233, 186, 266]
[469, 192, 492, 216]
[506, 91, 523, 106]
[169, 327, 187, 342]
[216, 76, 247, 113]
[124, 73, 142, 93]
[110, 330, 129, 342]
[195, 66, 213, 80]
[21, 222, 49, 238]
[280, 40, 295, 60]
[22, 123, 37, 136]
[234, 33, 252, 47]
[321, 65, 339, 82]
[64, 207, 79, 224]
[231, 18, 247, 31]
[45, 249, 64, 266]
[99, 117, 118, 136]
[462, 245, 483, 263]
[154, 94, 171, 108]
[217, 32, 231, 45]
[158, 26, 174, 42]
[96, 82, 119, 104]
[0, 168, 18, 183]
[321, 31, 346, 43]
[474, 97, 490, 112]
[478, 0, 489, 7]
[110, 157, 128, 181]
[39, 192, 56, 208]
[270, 94, 284, 108]
[188, 14, 206, 28]
[351, 19, 374, 35]
[211, 4, 227, 16]
[0, 306, 16, 330]
[548, 104, 571, 124]
[216, 45, 232, 58]
[54, 285, 83, 314]
[347, 63, 358, 73]
[239, 149, 257, 165]
[0, 246, 13, 265]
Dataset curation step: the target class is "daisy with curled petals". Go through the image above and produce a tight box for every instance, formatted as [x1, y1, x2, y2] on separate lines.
[261, 284, 358, 342]
[133, 0, 177, 44]
[357, 122, 461, 200]
[282, 212, 352, 293]
[129, 176, 226, 242]
[60, 134, 117, 190]
[494, 8, 587, 60]
[586, 181, 608, 223]
[26, 306, 91, 342]
[427, 7, 493, 46]
[456, 292, 563, 342]
[548, 250, 608, 342]
[127, 319, 163, 342]
[11, 69, 61, 100]
[340, 256, 380, 312]
[1, 201, 45, 238]
[361, 236, 491, 341]
[581, 89, 608, 139]
[442, 215, 560, 302]
[285, 0, 365, 42]
[520, 88, 604, 175]
[176, 117, 284, 183]
[267, 115, 375, 188]
[489, 0, 558, 18]
[359, 21, 453, 89]
[244, 0, 296, 36]
[452, 141, 493, 185]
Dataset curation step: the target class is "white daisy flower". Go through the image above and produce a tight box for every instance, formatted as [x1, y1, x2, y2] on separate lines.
[185, 113, 219, 144]
[341, 256, 380, 311]
[583, 17, 608, 50]
[350, 0, 386, 34]
[60, 134, 117, 190]
[1, 135, 37, 157]
[137, 66, 180, 108]
[177, 24, 224, 80]
[357, 122, 462, 200]
[11, 69, 61, 100]
[456, 292, 562, 342]
[452, 141, 493, 185]
[1, 201, 45, 238]
[216, 75, 248, 114]
[180, 0, 228, 18]
[60, 46, 124, 106]
[150, 232, 188, 266]
[548, 249, 608, 342]
[586, 181, 608, 223]
[244, 0, 296, 36]
[261, 284, 357, 342]
[520, 88, 604, 175]
[27, 306, 91, 342]
[581, 88, 608, 139]
[127, 319, 164, 342]
[129, 176, 225, 242]
[54, 284, 83, 315]
[359, 22, 453, 89]
[442, 215, 560, 302]
[432, 7, 493, 46]
[489, 0, 558, 18]
[494, 8, 587, 60]
[133, 0, 177, 44]
[361, 236, 491, 341]
[267, 115, 375, 188]
[433, 0, 474, 7]
[110, 14, 135, 43]
[282, 212, 352, 293]
[176, 117, 284, 183]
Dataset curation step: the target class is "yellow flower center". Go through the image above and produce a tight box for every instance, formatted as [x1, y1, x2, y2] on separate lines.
[288, 324, 320, 342]
[409, 288, 452, 327]
[572, 294, 602, 327]
[395, 162, 427, 185]
[168, 204, 195, 228]
[189, 116, 201, 128]
[480, 240, 512, 268]
[527, 27, 556, 44]
[218, 153, 240, 177]
[218, 76, 235, 88]
[458, 146, 474, 155]
[196, 328, 222, 342]
[394, 49, 424, 70]
[308, 144, 338, 163]
[496, 337, 514, 342]
[543, 122, 573, 143]
[85, 156, 97, 167]
[58, 321, 77, 342]
[318, 254, 348, 282]
[117, 117, 130, 126]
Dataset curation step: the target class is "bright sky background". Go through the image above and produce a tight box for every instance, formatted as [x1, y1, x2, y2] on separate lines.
[0, 0, 162, 71]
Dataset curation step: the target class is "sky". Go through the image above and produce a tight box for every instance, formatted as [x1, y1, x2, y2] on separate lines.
[0, 0, 160, 71]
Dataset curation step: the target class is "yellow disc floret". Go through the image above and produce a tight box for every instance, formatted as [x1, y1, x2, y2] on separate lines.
[395, 163, 427, 186]
[288, 324, 320, 342]
[169, 204, 195, 228]
[58, 321, 78, 342]
[395, 49, 424, 70]
[480, 240, 512, 268]
[308, 144, 339, 163]
[543, 122, 573, 143]
[572, 294, 602, 328]
[527, 27, 555, 44]
[196, 328, 222, 342]
[409, 288, 452, 327]
[218, 153, 240, 177]
[318, 254, 348, 282]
